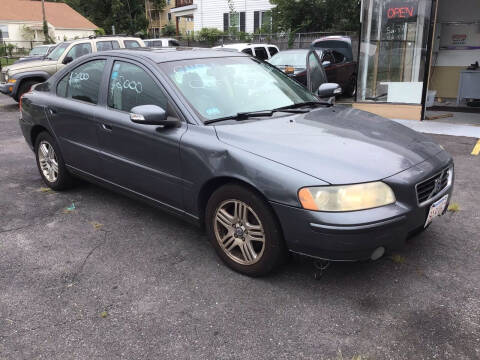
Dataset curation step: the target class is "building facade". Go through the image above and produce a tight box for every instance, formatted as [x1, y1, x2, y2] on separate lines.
[170, 0, 275, 34]
[353, 0, 480, 120]
[146, 0, 194, 37]
[0, 0, 97, 48]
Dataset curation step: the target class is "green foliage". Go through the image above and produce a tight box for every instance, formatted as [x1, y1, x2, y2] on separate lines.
[95, 28, 106, 36]
[196, 28, 224, 47]
[152, 0, 167, 11]
[270, 0, 360, 32]
[162, 24, 177, 36]
[64, 0, 149, 35]
[238, 32, 252, 42]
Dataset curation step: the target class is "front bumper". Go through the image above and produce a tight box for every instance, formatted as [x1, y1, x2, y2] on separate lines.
[272, 151, 454, 261]
[0, 82, 12, 95]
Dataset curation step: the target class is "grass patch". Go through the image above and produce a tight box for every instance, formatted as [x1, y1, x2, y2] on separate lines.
[448, 203, 460, 212]
[0, 57, 16, 67]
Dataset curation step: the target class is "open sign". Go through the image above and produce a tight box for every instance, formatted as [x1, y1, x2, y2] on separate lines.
[385, 2, 417, 22]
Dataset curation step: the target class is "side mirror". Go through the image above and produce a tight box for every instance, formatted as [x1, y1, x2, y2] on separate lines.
[62, 56, 73, 65]
[130, 105, 180, 127]
[322, 60, 331, 68]
[317, 83, 342, 98]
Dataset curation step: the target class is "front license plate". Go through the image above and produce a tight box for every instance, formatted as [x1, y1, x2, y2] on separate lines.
[424, 195, 449, 228]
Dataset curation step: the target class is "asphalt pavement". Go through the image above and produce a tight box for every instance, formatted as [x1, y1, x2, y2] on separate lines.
[0, 94, 479, 359]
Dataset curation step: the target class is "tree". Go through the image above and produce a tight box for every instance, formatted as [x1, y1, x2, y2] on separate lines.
[269, 0, 360, 33]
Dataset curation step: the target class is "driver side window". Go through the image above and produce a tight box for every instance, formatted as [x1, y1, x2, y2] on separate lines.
[108, 61, 174, 116]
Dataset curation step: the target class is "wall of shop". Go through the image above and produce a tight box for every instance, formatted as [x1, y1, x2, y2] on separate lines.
[430, 0, 480, 98]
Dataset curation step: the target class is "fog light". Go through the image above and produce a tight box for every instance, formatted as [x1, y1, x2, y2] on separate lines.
[370, 247, 385, 261]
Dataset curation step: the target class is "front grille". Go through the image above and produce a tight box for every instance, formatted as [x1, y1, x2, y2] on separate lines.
[416, 168, 450, 204]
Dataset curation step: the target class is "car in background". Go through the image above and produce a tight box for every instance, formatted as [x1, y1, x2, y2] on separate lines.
[213, 43, 279, 61]
[14, 44, 57, 64]
[269, 47, 357, 97]
[0, 36, 145, 101]
[144, 38, 181, 47]
[19, 48, 454, 276]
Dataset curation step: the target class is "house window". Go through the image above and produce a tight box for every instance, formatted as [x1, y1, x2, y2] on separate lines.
[0, 25, 9, 39]
[254, 11, 272, 33]
[229, 12, 240, 32]
[168, 13, 172, 22]
[261, 11, 272, 29]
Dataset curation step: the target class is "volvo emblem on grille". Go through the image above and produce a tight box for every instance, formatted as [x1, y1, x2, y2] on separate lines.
[429, 172, 444, 199]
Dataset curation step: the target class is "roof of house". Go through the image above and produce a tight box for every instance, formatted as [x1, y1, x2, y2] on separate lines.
[0, 0, 97, 30]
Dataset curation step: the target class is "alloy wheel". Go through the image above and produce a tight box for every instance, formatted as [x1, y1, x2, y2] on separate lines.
[38, 140, 59, 183]
[214, 199, 266, 265]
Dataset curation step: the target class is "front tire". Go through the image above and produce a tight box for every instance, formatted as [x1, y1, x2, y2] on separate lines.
[35, 132, 73, 191]
[205, 184, 286, 277]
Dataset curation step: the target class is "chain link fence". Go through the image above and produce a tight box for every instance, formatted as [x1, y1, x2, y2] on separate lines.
[1, 40, 45, 71]
[170, 31, 359, 59]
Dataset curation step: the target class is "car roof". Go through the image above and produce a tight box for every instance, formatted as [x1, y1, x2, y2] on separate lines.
[212, 43, 278, 50]
[94, 48, 247, 63]
[145, 38, 177, 41]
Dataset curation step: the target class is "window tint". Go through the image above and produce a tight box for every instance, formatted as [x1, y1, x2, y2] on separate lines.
[242, 48, 253, 56]
[254, 47, 269, 61]
[65, 43, 92, 61]
[153, 41, 163, 47]
[124, 40, 140, 49]
[56, 60, 106, 104]
[168, 40, 180, 47]
[332, 50, 345, 64]
[268, 47, 278, 57]
[322, 52, 334, 64]
[108, 61, 170, 114]
[97, 41, 113, 51]
[97, 41, 120, 51]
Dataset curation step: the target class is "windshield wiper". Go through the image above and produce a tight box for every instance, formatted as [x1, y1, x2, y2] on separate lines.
[204, 108, 309, 125]
[275, 101, 332, 111]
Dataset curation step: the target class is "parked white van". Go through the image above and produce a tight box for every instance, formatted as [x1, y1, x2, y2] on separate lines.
[213, 43, 279, 60]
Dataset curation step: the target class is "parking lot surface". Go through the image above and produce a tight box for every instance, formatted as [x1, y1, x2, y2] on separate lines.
[0, 94, 479, 359]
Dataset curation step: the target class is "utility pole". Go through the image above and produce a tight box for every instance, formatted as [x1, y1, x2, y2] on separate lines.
[41, 0, 50, 43]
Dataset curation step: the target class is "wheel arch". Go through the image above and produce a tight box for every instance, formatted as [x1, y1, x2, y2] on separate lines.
[197, 176, 281, 230]
[30, 125, 51, 148]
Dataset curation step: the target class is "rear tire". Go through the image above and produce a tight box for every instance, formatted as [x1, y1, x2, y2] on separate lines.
[34, 131, 73, 191]
[205, 183, 286, 277]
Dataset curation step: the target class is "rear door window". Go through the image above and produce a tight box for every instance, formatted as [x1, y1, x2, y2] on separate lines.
[332, 50, 345, 64]
[96, 41, 121, 52]
[242, 48, 253, 56]
[268, 47, 279, 57]
[254, 47, 269, 60]
[56, 59, 106, 104]
[124, 40, 141, 49]
[168, 40, 180, 47]
[65, 43, 92, 61]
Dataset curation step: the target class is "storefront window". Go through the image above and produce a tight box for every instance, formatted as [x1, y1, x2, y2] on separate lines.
[357, 0, 433, 104]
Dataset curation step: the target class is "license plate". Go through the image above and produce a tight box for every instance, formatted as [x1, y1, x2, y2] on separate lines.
[424, 195, 449, 228]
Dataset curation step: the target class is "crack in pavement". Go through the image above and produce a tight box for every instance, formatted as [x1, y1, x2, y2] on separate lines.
[68, 230, 110, 287]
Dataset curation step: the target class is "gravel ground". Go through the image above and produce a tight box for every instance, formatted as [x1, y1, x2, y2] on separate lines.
[0, 94, 479, 360]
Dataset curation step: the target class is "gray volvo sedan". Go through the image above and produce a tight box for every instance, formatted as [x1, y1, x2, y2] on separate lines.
[19, 48, 454, 276]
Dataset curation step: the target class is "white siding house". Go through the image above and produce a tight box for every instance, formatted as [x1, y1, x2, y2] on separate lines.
[171, 0, 275, 33]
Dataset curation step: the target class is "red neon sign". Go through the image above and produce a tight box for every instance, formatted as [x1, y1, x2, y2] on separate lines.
[387, 7, 415, 19]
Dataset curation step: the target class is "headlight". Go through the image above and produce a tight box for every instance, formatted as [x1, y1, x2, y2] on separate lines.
[4, 73, 8, 81]
[298, 182, 396, 212]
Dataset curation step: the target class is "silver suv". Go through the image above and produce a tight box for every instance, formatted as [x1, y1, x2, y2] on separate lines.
[1, 36, 145, 101]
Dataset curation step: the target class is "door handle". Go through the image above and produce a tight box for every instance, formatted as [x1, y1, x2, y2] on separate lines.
[102, 124, 112, 131]
[47, 107, 57, 115]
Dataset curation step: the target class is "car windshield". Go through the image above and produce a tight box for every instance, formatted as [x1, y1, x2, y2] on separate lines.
[47, 42, 71, 61]
[160, 57, 319, 122]
[269, 50, 323, 68]
[29, 46, 49, 56]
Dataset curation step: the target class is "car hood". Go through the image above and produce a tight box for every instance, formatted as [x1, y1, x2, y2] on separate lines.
[6, 59, 56, 73]
[214, 106, 443, 184]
